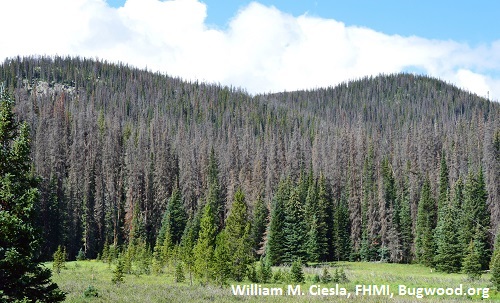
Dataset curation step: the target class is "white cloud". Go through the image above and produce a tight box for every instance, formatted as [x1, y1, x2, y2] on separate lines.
[1, 0, 499, 100]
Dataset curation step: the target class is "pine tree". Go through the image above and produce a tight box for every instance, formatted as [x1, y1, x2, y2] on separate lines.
[334, 191, 351, 261]
[490, 236, 500, 290]
[267, 178, 290, 265]
[179, 211, 201, 285]
[193, 202, 217, 283]
[249, 195, 268, 257]
[213, 231, 231, 286]
[112, 257, 125, 284]
[460, 170, 491, 269]
[283, 185, 307, 264]
[52, 246, 66, 274]
[290, 259, 305, 283]
[207, 147, 224, 231]
[157, 187, 187, 247]
[258, 257, 272, 283]
[224, 188, 252, 281]
[433, 197, 461, 273]
[0, 91, 65, 302]
[415, 177, 436, 267]
[462, 237, 482, 280]
[174, 262, 185, 283]
[398, 167, 413, 263]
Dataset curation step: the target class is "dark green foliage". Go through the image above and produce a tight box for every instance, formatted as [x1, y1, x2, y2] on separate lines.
[283, 186, 307, 264]
[415, 177, 436, 266]
[76, 248, 86, 261]
[213, 231, 231, 286]
[174, 262, 185, 283]
[459, 170, 491, 269]
[249, 195, 268, 257]
[193, 202, 217, 282]
[83, 285, 99, 298]
[112, 258, 125, 284]
[258, 257, 272, 283]
[247, 263, 259, 283]
[398, 168, 413, 263]
[433, 198, 461, 273]
[334, 192, 351, 261]
[462, 237, 482, 280]
[158, 188, 187, 247]
[320, 267, 332, 283]
[490, 236, 500, 290]
[267, 179, 290, 265]
[224, 188, 252, 281]
[290, 259, 305, 283]
[333, 267, 349, 283]
[0, 92, 65, 302]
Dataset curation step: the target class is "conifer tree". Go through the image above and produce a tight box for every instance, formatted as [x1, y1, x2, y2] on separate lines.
[334, 192, 351, 261]
[258, 257, 272, 283]
[283, 186, 307, 264]
[398, 167, 413, 263]
[462, 236, 482, 280]
[158, 187, 187, 247]
[224, 188, 252, 281]
[193, 202, 217, 283]
[0, 91, 65, 302]
[213, 231, 231, 286]
[52, 245, 66, 274]
[433, 197, 461, 273]
[415, 177, 436, 266]
[460, 170, 491, 269]
[267, 178, 290, 265]
[490, 235, 500, 290]
[290, 259, 305, 283]
[207, 147, 224, 231]
[179, 211, 201, 285]
[249, 195, 268, 257]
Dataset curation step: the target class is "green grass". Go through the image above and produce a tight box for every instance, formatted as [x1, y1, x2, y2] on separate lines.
[47, 260, 499, 302]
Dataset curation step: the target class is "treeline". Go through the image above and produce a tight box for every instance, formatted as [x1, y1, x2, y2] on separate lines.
[0, 56, 499, 270]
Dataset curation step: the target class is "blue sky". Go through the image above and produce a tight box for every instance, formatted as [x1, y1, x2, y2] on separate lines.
[1, 0, 499, 99]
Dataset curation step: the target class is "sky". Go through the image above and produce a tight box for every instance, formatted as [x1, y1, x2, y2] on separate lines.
[1, 0, 499, 99]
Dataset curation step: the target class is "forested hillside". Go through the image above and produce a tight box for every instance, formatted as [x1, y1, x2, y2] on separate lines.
[1, 56, 498, 272]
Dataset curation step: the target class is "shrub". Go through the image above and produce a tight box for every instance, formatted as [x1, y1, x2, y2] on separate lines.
[83, 285, 99, 298]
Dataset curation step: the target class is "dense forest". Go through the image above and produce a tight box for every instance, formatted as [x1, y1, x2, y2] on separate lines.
[1, 56, 499, 275]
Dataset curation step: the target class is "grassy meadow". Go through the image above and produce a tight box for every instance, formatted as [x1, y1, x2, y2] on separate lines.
[46, 260, 499, 302]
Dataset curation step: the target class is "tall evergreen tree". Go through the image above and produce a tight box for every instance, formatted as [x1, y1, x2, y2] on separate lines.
[334, 191, 351, 261]
[266, 178, 290, 265]
[0, 91, 65, 302]
[193, 202, 217, 283]
[415, 177, 436, 267]
[157, 187, 187, 246]
[207, 147, 224, 231]
[490, 235, 500, 290]
[433, 198, 461, 273]
[249, 195, 268, 258]
[460, 169, 491, 269]
[283, 185, 307, 264]
[224, 188, 252, 281]
[398, 166, 413, 263]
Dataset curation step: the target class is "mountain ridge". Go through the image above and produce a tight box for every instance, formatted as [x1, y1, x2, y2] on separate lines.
[0, 55, 498, 263]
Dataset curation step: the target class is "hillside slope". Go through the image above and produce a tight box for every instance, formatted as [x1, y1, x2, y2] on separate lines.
[0, 56, 498, 264]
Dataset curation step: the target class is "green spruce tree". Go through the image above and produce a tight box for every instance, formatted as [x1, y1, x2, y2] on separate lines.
[0, 91, 65, 302]
[224, 188, 252, 281]
[490, 235, 500, 290]
[267, 178, 290, 265]
[193, 202, 217, 283]
[415, 177, 437, 267]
